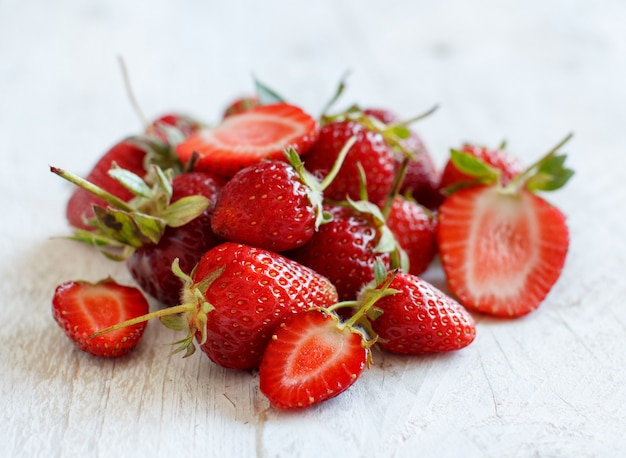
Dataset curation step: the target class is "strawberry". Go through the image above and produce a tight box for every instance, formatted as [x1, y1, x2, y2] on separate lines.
[364, 108, 442, 209]
[437, 135, 574, 317]
[438, 142, 524, 195]
[210, 142, 354, 252]
[385, 196, 438, 276]
[176, 103, 319, 178]
[126, 171, 225, 306]
[52, 278, 149, 357]
[302, 120, 395, 208]
[259, 309, 369, 409]
[363, 272, 476, 354]
[287, 201, 400, 301]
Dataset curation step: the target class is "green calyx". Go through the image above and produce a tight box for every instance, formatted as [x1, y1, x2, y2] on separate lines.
[512, 133, 575, 193]
[284, 135, 357, 230]
[51, 164, 209, 260]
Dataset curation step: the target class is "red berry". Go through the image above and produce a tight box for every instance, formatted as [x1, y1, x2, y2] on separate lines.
[259, 309, 368, 409]
[182, 243, 339, 370]
[386, 196, 438, 276]
[437, 184, 569, 317]
[127, 172, 225, 306]
[222, 96, 260, 118]
[52, 278, 149, 358]
[288, 204, 393, 301]
[211, 160, 320, 252]
[303, 120, 395, 208]
[366, 272, 476, 354]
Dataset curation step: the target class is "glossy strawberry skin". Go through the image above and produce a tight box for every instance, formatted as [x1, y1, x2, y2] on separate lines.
[287, 204, 392, 301]
[439, 144, 524, 192]
[126, 172, 225, 306]
[176, 103, 319, 179]
[437, 184, 569, 317]
[368, 273, 476, 354]
[52, 278, 149, 358]
[364, 108, 442, 209]
[189, 243, 339, 370]
[386, 196, 438, 276]
[259, 309, 367, 409]
[211, 160, 317, 252]
[66, 141, 146, 230]
[302, 120, 395, 208]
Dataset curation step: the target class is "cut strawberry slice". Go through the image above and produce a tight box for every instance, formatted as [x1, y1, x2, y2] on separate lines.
[176, 103, 319, 178]
[437, 185, 569, 317]
[259, 310, 368, 409]
[52, 278, 150, 357]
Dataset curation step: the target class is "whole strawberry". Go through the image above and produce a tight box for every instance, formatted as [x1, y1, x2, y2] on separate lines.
[363, 272, 476, 354]
[439, 142, 524, 195]
[211, 157, 318, 252]
[287, 202, 399, 301]
[364, 108, 442, 210]
[126, 171, 225, 306]
[385, 196, 438, 276]
[437, 135, 574, 317]
[302, 120, 395, 208]
[52, 278, 150, 357]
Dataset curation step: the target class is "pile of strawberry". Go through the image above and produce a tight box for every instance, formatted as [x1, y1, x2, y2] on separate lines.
[50, 79, 573, 410]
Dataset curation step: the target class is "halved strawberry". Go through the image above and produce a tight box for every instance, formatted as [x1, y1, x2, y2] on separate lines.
[52, 278, 150, 357]
[259, 309, 368, 409]
[437, 135, 574, 317]
[176, 103, 319, 178]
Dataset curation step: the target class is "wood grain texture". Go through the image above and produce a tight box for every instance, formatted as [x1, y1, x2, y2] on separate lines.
[1, 0, 625, 456]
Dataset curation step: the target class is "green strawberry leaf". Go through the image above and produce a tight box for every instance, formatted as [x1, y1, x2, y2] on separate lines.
[254, 77, 286, 105]
[450, 149, 500, 180]
[525, 153, 575, 191]
[161, 195, 209, 227]
[108, 165, 153, 199]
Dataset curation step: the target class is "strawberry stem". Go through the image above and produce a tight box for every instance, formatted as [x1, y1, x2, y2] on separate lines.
[89, 303, 192, 338]
[343, 268, 399, 329]
[318, 135, 357, 191]
[50, 166, 135, 212]
[118, 55, 150, 131]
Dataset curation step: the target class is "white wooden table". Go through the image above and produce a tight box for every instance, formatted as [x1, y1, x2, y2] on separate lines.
[2, 0, 625, 456]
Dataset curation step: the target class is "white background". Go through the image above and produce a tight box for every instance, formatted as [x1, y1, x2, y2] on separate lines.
[1, 0, 625, 456]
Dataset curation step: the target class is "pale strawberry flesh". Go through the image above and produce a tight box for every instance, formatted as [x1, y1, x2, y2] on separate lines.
[437, 185, 569, 317]
[52, 279, 149, 358]
[259, 310, 367, 409]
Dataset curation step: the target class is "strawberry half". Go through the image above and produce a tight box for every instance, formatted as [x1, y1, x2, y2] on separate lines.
[176, 103, 319, 178]
[259, 309, 368, 409]
[52, 278, 150, 357]
[437, 135, 574, 317]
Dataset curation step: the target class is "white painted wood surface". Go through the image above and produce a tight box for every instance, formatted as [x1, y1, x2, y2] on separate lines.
[2, 0, 625, 456]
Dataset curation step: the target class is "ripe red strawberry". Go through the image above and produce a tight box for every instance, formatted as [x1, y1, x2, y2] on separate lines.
[178, 243, 338, 369]
[126, 171, 225, 306]
[211, 159, 318, 252]
[259, 309, 368, 409]
[287, 202, 398, 301]
[437, 136, 574, 317]
[385, 196, 437, 276]
[52, 278, 149, 357]
[302, 120, 395, 208]
[439, 143, 524, 194]
[176, 103, 319, 178]
[364, 108, 442, 209]
[364, 272, 476, 354]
